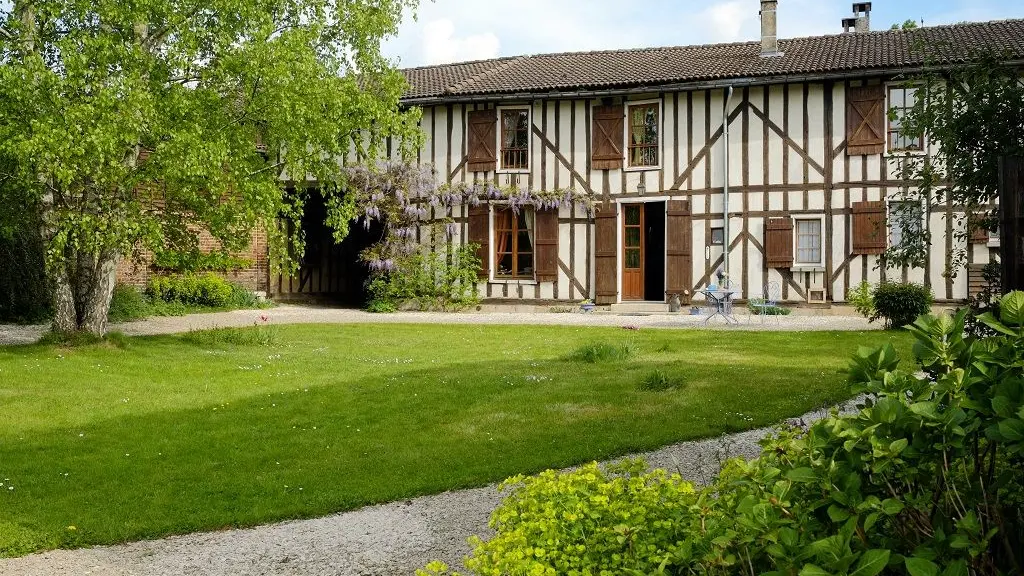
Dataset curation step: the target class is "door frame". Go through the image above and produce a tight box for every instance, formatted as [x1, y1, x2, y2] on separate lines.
[616, 197, 670, 303]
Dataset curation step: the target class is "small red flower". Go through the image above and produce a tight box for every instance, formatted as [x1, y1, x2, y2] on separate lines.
[260, 315, 269, 323]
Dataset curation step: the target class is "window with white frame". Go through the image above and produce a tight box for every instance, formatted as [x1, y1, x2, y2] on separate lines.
[888, 201, 923, 248]
[627, 102, 659, 167]
[887, 86, 925, 153]
[499, 108, 530, 171]
[794, 217, 824, 267]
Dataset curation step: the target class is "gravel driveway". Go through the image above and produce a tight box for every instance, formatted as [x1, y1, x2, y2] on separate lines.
[0, 304, 876, 346]
[0, 400, 856, 576]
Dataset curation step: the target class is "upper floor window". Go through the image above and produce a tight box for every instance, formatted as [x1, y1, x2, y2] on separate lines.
[627, 102, 659, 167]
[494, 207, 534, 279]
[888, 86, 924, 153]
[500, 109, 529, 171]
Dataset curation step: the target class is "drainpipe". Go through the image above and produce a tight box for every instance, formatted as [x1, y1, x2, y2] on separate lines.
[722, 85, 735, 281]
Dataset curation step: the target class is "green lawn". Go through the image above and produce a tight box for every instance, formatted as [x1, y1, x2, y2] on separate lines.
[0, 324, 913, 556]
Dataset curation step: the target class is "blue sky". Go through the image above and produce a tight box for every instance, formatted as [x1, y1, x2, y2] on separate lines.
[382, 0, 1024, 68]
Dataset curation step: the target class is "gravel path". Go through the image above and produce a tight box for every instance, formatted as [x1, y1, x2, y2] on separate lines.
[0, 399, 858, 576]
[0, 304, 876, 346]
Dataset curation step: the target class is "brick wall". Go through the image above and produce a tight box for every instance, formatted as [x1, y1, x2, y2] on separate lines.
[116, 228, 270, 294]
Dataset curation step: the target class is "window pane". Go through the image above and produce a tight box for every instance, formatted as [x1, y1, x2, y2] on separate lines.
[795, 220, 821, 264]
[496, 253, 514, 277]
[625, 248, 641, 268]
[516, 253, 533, 277]
[626, 227, 641, 247]
[625, 206, 640, 225]
[518, 231, 533, 252]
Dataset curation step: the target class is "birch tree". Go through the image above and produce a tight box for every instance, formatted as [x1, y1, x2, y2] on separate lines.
[0, 0, 419, 335]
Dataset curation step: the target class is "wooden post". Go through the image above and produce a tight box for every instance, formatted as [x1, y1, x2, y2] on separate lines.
[999, 156, 1024, 293]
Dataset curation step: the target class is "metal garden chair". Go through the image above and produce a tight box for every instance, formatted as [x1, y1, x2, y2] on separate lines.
[749, 281, 782, 324]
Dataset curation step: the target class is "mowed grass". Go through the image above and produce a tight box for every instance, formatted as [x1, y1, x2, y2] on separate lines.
[0, 324, 913, 556]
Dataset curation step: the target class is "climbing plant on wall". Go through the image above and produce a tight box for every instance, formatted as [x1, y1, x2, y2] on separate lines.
[338, 160, 594, 275]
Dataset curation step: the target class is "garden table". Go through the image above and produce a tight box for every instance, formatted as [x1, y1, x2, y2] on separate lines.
[697, 289, 739, 325]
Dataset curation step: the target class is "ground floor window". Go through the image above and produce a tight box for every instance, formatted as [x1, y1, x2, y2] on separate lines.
[494, 208, 534, 279]
[889, 201, 923, 249]
[794, 217, 823, 266]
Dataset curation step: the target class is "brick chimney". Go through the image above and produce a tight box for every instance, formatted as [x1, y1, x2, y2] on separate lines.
[760, 0, 782, 57]
[843, 2, 872, 33]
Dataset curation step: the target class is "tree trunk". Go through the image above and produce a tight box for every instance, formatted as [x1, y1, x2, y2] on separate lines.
[78, 251, 119, 335]
[48, 250, 120, 336]
[51, 265, 78, 333]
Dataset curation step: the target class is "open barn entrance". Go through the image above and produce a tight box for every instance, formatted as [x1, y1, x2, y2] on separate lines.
[272, 188, 383, 307]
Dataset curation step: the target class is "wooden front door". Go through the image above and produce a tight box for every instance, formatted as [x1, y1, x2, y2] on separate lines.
[622, 204, 644, 300]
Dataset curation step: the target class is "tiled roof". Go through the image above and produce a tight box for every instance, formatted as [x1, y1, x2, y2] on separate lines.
[401, 19, 1024, 101]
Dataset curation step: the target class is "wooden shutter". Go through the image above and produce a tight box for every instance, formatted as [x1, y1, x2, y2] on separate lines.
[968, 213, 990, 244]
[851, 201, 887, 254]
[467, 109, 497, 172]
[534, 209, 559, 282]
[595, 204, 618, 304]
[765, 217, 794, 269]
[468, 204, 490, 279]
[666, 199, 693, 304]
[592, 105, 624, 170]
[846, 85, 886, 156]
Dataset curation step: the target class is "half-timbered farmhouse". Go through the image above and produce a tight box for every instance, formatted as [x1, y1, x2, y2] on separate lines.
[354, 2, 1021, 308]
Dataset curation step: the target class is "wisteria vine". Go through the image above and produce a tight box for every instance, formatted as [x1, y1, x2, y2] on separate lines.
[341, 161, 595, 273]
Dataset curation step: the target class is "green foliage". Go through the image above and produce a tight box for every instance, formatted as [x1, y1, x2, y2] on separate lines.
[871, 282, 934, 329]
[425, 300, 1024, 576]
[107, 284, 153, 323]
[890, 53, 1024, 273]
[366, 241, 481, 312]
[0, 218, 50, 323]
[152, 251, 252, 273]
[182, 322, 278, 347]
[567, 342, 634, 363]
[146, 274, 234, 308]
[0, 0, 419, 332]
[747, 300, 793, 316]
[638, 369, 684, 391]
[891, 19, 919, 30]
[848, 280, 876, 319]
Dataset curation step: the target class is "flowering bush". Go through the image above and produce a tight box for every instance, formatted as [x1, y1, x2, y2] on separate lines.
[366, 238, 481, 312]
[420, 294, 1024, 576]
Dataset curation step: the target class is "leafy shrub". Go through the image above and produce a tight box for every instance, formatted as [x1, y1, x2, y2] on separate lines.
[226, 283, 265, 309]
[567, 342, 633, 363]
[747, 299, 792, 315]
[871, 281, 934, 328]
[847, 280, 875, 318]
[146, 273, 234, 307]
[418, 460, 697, 576]
[366, 298, 397, 313]
[366, 243, 480, 312]
[637, 369, 684, 391]
[422, 296, 1024, 576]
[152, 250, 251, 273]
[0, 221, 50, 323]
[107, 284, 153, 323]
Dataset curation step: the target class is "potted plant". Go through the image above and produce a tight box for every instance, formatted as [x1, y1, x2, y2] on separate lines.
[580, 299, 596, 312]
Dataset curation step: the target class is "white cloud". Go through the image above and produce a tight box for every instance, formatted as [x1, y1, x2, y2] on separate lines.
[382, 0, 1024, 68]
[699, 1, 755, 43]
[420, 18, 500, 65]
